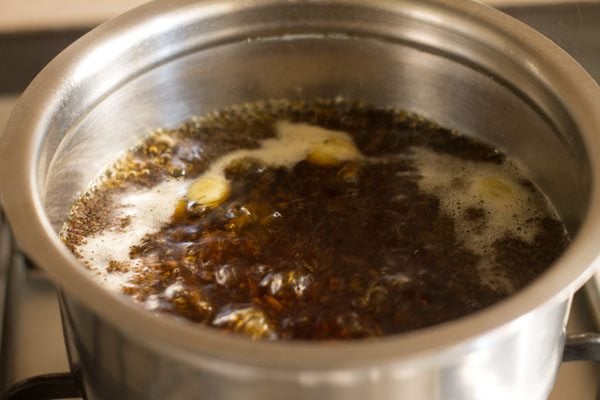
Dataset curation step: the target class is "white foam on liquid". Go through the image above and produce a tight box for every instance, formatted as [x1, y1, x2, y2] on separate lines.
[413, 147, 547, 293]
[75, 122, 550, 296]
[200, 121, 358, 180]
[75, 122, 356, 292]
[77, 178, 188, 291]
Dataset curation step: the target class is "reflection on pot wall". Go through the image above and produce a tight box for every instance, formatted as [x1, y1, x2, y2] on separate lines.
[2, 1, 600, 399]
[59, 292, 569, 400]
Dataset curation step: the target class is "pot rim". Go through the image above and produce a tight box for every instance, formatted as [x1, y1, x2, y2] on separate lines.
[2, 0, 600, 370]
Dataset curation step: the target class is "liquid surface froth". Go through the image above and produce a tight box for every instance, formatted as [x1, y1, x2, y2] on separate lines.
[61, 99, 568, 340]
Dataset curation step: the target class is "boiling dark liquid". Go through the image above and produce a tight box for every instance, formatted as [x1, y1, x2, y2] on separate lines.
[62, 99, 568, 340]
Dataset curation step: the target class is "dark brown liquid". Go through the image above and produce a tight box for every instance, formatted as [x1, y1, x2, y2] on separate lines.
[62, 99, 568, 340]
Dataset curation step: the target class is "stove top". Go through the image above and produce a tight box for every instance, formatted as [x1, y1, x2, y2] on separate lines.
[1, 2, 600, 399]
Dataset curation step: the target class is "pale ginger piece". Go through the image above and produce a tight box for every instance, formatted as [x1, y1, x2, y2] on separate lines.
[187, 176, 231, 208]
[307, 137, 361, 166]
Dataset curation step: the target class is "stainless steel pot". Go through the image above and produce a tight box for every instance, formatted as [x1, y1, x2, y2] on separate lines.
[2, 0, 600, 399]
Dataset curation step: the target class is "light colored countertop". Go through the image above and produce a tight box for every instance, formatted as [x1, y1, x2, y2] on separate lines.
[0, 0, 589, 32]
[0, 0, 149, 32]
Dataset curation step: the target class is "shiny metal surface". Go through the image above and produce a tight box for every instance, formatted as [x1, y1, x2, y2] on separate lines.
[2, 0, 600, 399]
[504, 2, 600, 84]
[505, 1, 600, 334]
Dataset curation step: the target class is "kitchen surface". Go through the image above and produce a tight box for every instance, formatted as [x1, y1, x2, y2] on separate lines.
[1, 1, 600, 399]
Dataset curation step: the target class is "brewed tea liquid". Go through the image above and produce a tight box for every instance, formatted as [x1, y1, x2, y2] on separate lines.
[61, 99, 568, 340]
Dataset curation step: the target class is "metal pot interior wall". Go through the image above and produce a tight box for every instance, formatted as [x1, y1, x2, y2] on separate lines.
[43, 37, 586, 235]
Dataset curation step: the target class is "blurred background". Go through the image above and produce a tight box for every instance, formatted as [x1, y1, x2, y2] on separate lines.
[0, 0, 599, 399]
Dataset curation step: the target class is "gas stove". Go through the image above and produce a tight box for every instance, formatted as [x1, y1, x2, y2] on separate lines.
[1, 2, 600, 399]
